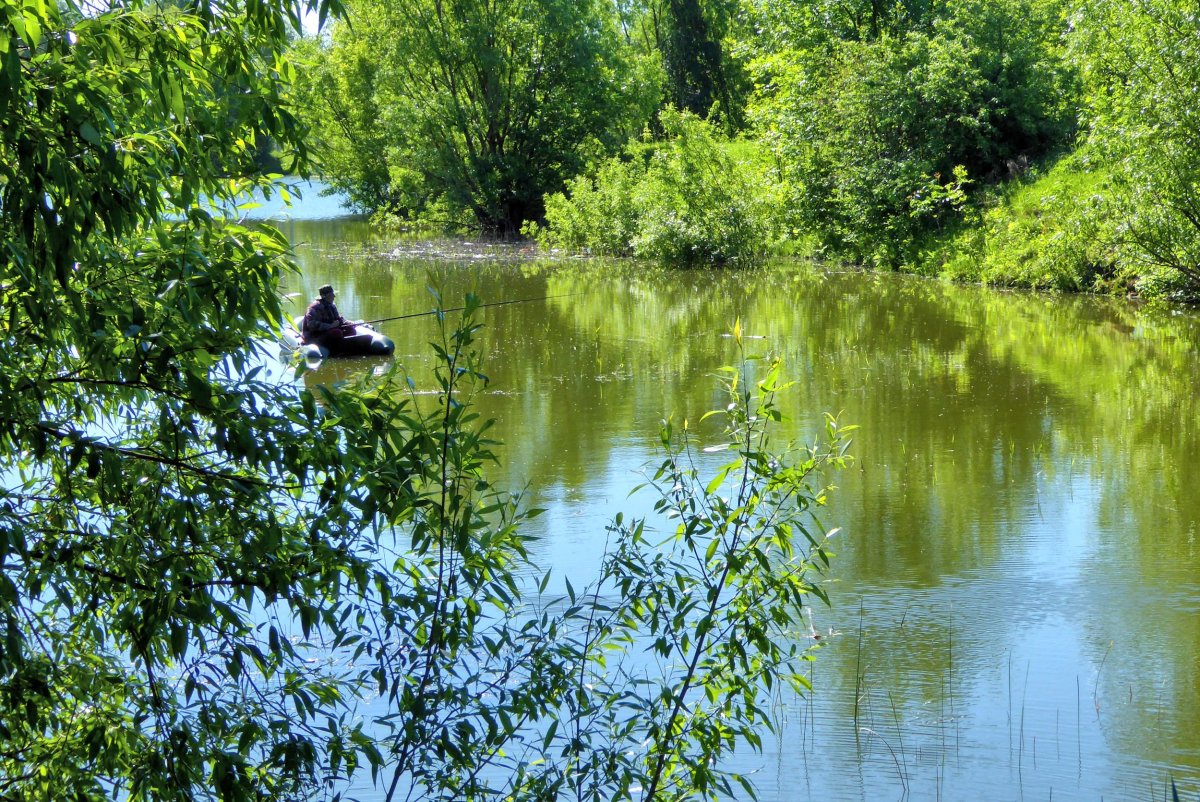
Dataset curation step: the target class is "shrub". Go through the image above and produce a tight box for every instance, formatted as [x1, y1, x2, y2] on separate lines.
[341, 306, 853, 802]
[747, 0, 1077, 267]
[537, 158, 643, 256]
[1071, 0, 1200, 300]
[919, 154, 1122, 292]
[536, 110, 786, 265]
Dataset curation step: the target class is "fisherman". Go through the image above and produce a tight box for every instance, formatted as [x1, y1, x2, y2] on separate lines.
[301, 284, 355, 346]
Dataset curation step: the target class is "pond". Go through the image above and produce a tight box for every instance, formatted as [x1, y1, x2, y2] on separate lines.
[274, 185, 1200, 802]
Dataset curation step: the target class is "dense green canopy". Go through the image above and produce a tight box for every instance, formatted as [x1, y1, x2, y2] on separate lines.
[292, 0, 1200, 295]
[293, 0, 659, 233]
[0, 0, 364, 796]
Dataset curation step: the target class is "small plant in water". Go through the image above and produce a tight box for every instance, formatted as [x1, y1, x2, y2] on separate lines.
[278, 305, 853, 802]
[578, 319, 856, 800]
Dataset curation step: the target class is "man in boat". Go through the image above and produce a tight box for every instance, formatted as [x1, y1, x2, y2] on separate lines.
[301, 284, 355, 347]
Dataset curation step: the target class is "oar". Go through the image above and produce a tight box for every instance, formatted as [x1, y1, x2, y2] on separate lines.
[362, 294, 572, 326]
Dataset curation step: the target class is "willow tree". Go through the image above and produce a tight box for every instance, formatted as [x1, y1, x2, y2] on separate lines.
[294, 0, 659, 233]
[0, 0, 375, 797]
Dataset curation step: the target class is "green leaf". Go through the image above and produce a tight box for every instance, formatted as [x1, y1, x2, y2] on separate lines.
[22, 10, 42, 48]
[79, 121, 103, 147]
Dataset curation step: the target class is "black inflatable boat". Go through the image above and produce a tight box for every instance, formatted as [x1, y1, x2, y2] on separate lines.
[283, 318, 395, 360]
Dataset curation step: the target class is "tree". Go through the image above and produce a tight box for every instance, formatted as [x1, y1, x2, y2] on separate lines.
[295, 0, 659, 234]
[746, 0, 1076, 266]
[0, 0, 849, 799]
[0, 0, 366, 797]
[611, 0, 749, 131]
[1071, 0, 1200, 299]
[661, 0, 747, 128]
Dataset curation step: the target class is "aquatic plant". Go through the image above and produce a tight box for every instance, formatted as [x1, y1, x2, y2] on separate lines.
[313, 306, 854, 801]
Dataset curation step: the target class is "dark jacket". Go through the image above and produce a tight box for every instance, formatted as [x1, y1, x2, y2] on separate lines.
[302, 299, 348, 341]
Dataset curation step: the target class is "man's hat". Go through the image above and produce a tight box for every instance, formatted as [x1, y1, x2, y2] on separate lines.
[318, 284, 335, 297]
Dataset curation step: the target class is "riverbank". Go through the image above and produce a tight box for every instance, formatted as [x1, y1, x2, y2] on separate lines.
[898, 154, 1124, 294]
[876, 152, 1194, 306]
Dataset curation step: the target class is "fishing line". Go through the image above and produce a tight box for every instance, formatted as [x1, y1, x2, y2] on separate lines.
[363, 294, 574, 326]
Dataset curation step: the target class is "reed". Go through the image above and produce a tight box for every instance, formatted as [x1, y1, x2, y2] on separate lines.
[1076, 675, 1082, 776]
[949, 615, 959, 754]
[1095, 640, 1114, 719]
[888, 689, 909, 787]
[806, 658, 817, 750]
[1008, 650, 1014, 752]
[1018, 660, 1031, 774]
[859, 727, 909, 794]
[854, 599, 865, 730]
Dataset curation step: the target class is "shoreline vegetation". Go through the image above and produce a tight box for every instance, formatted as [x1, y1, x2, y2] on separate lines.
[295, 0, 1200, 305]
[524, 129, 1120, 292]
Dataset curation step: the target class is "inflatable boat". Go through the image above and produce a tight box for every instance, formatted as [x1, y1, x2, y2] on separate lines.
[283, 318, 395, 361]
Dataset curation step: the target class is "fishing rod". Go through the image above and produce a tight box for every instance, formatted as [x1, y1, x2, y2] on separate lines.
[363, 294, 574, 326]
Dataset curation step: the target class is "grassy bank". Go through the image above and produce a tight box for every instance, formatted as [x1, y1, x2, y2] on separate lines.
[901, 155, 1146, 299]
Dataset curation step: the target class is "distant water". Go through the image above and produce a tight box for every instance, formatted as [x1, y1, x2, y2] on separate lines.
[210, 178, 357, 222]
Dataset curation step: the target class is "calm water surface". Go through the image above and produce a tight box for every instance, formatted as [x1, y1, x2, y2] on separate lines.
[273, 193, 1200, 801]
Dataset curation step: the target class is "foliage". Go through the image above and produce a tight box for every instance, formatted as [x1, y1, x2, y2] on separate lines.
[598, 335, 854, 800]
[1070, 0, 1200, 301]
[923, 154, 1124, 292]
[294, 0, 660, 234]
[0, 0, 365, 797]
[742, 0, 937, 52]
[659, 0, 749, 129]
[746, 0, 1076, 267]
[535, 109, 785, 264]
[902, 0, 1200, 300]
[288, 34, 394, 215]
[350, 313, 854, 802]
[1, 0, 854, 797]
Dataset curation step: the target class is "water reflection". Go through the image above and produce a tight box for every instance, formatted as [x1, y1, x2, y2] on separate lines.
[283, 224, 1200, 801]
[300, 356, 395, 394]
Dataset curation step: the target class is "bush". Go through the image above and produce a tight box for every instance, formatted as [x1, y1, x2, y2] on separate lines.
[747, 0, 1077, 267]
[338, 306, 854, 802]
[537, 157, 643, 256]
[918, 154, 1122, 292]
[1071, 0, 1200, 300]
[536, 110, 786, 265]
